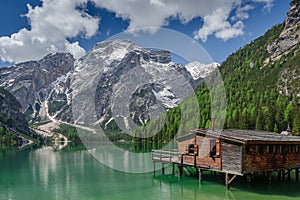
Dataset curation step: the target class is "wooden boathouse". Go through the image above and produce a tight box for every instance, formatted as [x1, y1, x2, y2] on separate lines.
[152, 127, 300, 188]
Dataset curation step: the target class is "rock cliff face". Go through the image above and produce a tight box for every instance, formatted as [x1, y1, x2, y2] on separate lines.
[263, 1, 300, 98]
[267, 1, 300, 60]
[70, 40, 201, 127]
[0, 53, 75, 120]
[0, 88, 29, 134]
[0, 40, 216, 129]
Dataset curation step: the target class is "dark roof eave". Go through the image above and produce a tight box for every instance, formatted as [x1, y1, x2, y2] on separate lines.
[189, 128, 246, 144]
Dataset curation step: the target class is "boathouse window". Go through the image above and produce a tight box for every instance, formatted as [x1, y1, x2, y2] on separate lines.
[259, 145, 264, 154]
[210, 140, 220, 157]
[292, 145, 296, 153]
[266, 145, 270, 153]
[288, 145, 292, 153]
[273, 145, 276, 153]
[210, 140, 216, 157]
[246, 146, 250, 154]
[255, 145, 259, 153]
[188, 144, 194, 154]
[296, 145, 299, 153]
[279, 145, 282, 154]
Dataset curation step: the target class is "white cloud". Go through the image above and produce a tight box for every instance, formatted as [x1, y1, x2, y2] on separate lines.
[231, 4, 254, 21]
[0, 0, 99, 63]
[0, 0, 274, 63]
[92, 0, 274, 41]
[194, 6, 244, 42]
[252, 0, 274, 11]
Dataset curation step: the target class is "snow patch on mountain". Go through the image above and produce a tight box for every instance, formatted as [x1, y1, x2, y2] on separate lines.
[185, 61, 219, 80]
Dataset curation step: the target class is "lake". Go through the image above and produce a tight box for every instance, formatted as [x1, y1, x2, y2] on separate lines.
[1, 144, 300, 200]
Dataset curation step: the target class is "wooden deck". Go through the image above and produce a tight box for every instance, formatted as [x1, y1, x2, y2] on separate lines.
[152, 149, 242, 189]
[152, 149, 180, 163]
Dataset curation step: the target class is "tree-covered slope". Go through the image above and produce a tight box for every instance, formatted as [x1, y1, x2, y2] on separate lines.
[0, 87, 30, 144]
[137, 1, 300, 141]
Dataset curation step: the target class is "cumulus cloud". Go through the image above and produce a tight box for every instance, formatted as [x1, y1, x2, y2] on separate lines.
[0, 0, 99, 63]
[92, 0, 274, 41]
[0, 0, 274, 63]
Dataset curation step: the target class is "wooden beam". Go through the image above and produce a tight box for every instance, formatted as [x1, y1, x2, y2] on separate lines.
[228, 174, 237, 184]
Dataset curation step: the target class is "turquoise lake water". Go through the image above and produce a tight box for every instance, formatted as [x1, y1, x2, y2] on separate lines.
[1, 144, 300, 200]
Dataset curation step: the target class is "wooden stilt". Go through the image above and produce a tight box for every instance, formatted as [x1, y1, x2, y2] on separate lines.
[246, 173, 253, 183]
[172, 164, 175, 175]
[263, 171, 267, 177]
[178, 165, 182, 177]
[267, 171, 272, 183]
[198, 168, 203, 183]
[288, 170, 291, 181]
[282, 170, 285, 181]
[296, 168, 299, 181]
[225, 173, 237, 190]
[153, 162, 156, 174]
[225, 173, 230, 189]
[278, 171, 282, 181]
[162, 163, 165, 175]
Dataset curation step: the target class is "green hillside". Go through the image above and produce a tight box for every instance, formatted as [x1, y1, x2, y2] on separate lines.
[132, 21, 300, 142]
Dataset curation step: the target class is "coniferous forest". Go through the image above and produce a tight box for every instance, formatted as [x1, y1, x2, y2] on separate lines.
[129, 22, 300, 142]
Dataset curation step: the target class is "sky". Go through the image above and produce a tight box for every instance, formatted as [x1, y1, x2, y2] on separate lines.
[0, 0, 290, 67]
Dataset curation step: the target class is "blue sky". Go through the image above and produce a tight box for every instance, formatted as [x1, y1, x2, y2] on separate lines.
[0, 0, 290, 66]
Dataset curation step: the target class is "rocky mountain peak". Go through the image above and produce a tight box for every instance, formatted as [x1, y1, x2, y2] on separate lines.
[0, 52, 75, 113]
[0, 39, 217, 131]
[267, 1, 300, 61]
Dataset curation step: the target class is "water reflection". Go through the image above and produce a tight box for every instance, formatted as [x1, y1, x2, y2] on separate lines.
[1, 145, 300, 200]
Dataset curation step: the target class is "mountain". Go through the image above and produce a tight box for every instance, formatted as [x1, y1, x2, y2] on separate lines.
[267, 0, 300, 97]
[185, 62, 219, 80]
[0, 87, 30, 135]
[0, 40, 216, 132]
[71, 40, 212, 129]
[0, 53, 75, 121]
[153, 0, 300, 140]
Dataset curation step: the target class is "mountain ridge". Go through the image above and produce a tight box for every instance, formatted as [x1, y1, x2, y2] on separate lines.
[0, 39, 216, 133]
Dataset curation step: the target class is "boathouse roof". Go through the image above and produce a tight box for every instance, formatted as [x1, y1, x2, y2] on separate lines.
[177, 129, 300, 144]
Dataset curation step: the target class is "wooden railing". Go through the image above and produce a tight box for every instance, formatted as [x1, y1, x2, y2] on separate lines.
[152, 149, 182, 163]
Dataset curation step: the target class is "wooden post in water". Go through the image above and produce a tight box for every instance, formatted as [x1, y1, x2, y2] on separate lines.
[172, 164, 175, 175]
[267, 171, 272, 183]
[296, 168, 299, 181]
[178, 165, 182, 177]
[288, 170, 291, 181]
[198, 168, 203, 184]
[225, 173, 237, 190]
[162, 163, 165, 175]
[278, 170, 282, 181]
[153, 162, 156, 174]
[225, 173, 230, 190]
